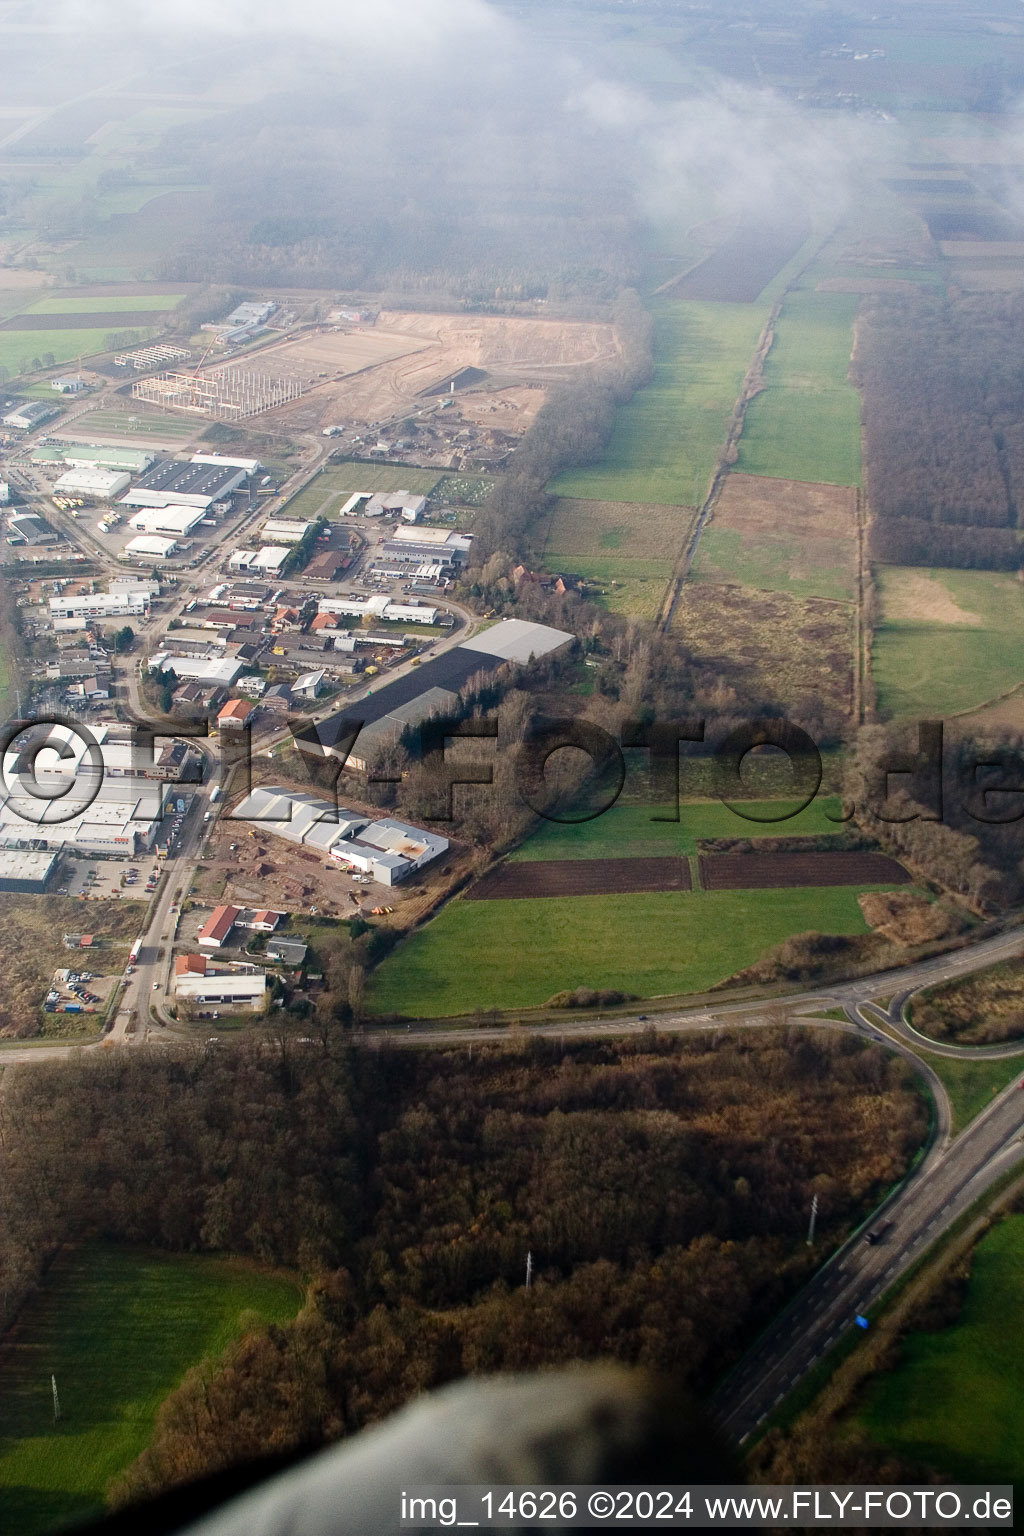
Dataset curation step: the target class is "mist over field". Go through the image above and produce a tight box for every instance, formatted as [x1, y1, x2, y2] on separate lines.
[9, 0, 887, 292]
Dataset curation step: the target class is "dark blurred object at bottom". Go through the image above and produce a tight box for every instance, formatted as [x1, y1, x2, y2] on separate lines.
[78, 1365, 738, 1536]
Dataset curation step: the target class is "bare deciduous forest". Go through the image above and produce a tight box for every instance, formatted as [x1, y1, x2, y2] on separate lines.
[0, 1032, 926, 1503]
[859, 292, 1024, 571]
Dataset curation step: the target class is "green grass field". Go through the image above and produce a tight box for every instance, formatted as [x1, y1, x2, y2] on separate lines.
[581, 573, 671, 619]
[544, 496, 693, 562]
[918, 1052, 1024, 1135]
[0, 1246, 301, 1534]
[872, 567, 1024, 717]
[736, 291, 862, 485]
[0, 327, 158, 379]
[550, 300, 768, 505]
[368, 883, 881, 1018]
[0, 619, 17, 723]
[73, 408, 198, 442]
[24, 294, 184, 315]
[511, 796, 846, 861]
[859, 1216, 1024, 1483]
[691, 524, 856, 602]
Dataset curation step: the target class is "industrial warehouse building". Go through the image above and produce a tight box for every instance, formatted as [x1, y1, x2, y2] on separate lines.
[3, 401, 59, 431]
[190, 453, 261, 477]
[174, 971, 266, 1010]
[128, 504, 206, 537]
[54, 468, 131, 500]
[198, 905, 241, 948]
[316, 594, 439, 625]
[149, 652, 242, 686]
[374, 526, 472, 577]
[253, 545, 289, 572]
[314, 618, 573, 769]
[123, 534, 177, 560]
[34, 444, 155, 475]
[49, 587, 154, 621]
[0, 775, 173, 856]
[13, 723, 199, 784]
[232, 787, 448, 885]
[0, 848, 59, 893]
[8, 512, 57, 546]
[120, 458, 248, 510]
[260, 518, 312, 543]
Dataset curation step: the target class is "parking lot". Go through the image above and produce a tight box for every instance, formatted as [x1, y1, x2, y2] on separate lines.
[62, 856, 161, 902]
[44, 966, 119, 1018]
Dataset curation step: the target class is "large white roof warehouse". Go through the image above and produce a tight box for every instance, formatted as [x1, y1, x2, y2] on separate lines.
[128, 505, 206, 536]
[0, 775, 173, 856]
[54, 468, 131, 500]
[231, 787, 448, 886]
[123, 535, 177, 560]
[150, 652, 243, 685]
[120, 459, 247, 510]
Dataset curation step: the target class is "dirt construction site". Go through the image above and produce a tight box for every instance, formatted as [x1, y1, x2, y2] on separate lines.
[241, 311, 620, 432]
[190, 809, 469, 932]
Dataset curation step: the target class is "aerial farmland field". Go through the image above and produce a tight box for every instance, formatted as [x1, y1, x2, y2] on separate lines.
[674, 580, 856, 722]
[368, 884, 882, 1018]
[0, 327, 158, 379]
[858, 1216, 1024, 1485]
[692, 474, 858, 602]
[667, 214, 811, 303]
[550, 300, 768, 506]
[541, 496, 693, 617]
[21, 293, 185, 315]
[872, 566, 1024, 718]
[736, 291, 863, 486]
[0, 1245, 301, 1536]
[511, 798, 847, 862]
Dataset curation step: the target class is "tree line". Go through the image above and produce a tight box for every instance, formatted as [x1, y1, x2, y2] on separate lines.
[857, 291, 1024, 571]
[0, 1029, 926, 1509]
[471, 288, 654, 562]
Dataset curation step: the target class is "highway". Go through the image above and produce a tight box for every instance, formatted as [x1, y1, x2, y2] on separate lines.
[713, 1064, 1024, 1443]
[2, 820, 1024, 1442]
[5, 360, 1024, 1449]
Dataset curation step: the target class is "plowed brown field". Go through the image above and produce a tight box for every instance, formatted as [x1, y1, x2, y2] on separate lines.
[699, 851, 909, 890]
[467, 857, 692, 901]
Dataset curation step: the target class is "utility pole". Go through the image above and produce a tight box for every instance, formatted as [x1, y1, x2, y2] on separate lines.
[51, 1374, 61, 1423]
[525, 1250, 533, 1290]
[807, 1193, 819, 1247]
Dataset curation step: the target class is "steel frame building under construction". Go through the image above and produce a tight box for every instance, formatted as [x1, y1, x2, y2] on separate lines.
[131, 367, 304, 420]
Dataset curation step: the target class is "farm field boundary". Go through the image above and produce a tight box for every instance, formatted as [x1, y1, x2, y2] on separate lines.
[368, 884, 886, 1018]
[671, 581, 856, 723]
[510, 798, 847, 862]
[872, 566, 1024, 718]
[665, 213, 812, 302]
[736, 290, 863, 486]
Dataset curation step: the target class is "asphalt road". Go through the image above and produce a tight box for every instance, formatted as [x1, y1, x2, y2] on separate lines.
[6, 386, 1024, 1446]
[713, 1066, 1024, 1443]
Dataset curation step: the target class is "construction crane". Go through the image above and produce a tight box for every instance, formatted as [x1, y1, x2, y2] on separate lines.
[192, 343, 215, 377]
